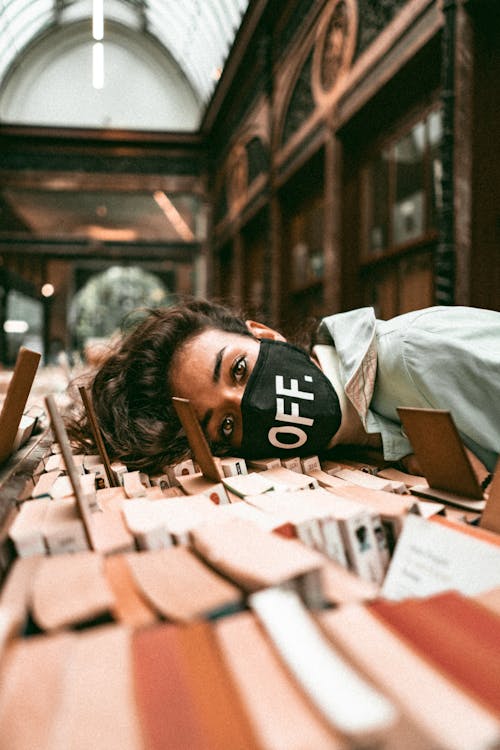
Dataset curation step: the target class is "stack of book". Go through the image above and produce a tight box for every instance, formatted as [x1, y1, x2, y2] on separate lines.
[1, 368, 500, 749]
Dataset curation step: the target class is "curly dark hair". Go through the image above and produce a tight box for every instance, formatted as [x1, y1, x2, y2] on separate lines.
[67, 298, 254, 474]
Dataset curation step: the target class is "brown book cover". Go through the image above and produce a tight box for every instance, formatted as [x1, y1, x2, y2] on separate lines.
[0, 348, 41, 466]
[397, 407, 485, 508]
[132, 621, 258, 750]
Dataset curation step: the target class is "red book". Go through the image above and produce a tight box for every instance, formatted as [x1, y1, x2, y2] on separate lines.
[132, 621, 259, 750]
[370, 591, 500, 715]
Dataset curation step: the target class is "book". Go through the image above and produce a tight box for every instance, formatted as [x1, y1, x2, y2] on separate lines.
[320, 559, 380, 606]
[172, 397, 223, 483]
[370, 591, 500, 716]
[30, 551, 114, 631]
[132, 621, 259, 750]
[0, 348, 41, 466]
[282, 489, 385, 584]
[259, 465, 319, 490]
[249, 587, 398, 745]
[175, 472, 230, 505]
[0, 555, 43, 633]
[319, 602, 500, 750]
[49, 625, 142, 750]
[190, 516, 325, 608]
[103, 554, 157, 627]
[479, 460, 500, 534]
[221, 471, 277, 498]
[243, 489, 348, 567]
[121, 494, 220, 549]
[397, 407, 486, 510]
[9, 499, 51, 557]
[328, 465, 407, 494]
[125, 547, 244, 622]
[214, 610, 345, 749]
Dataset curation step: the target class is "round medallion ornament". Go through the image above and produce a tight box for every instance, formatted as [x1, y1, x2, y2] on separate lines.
[312, 0, 357, 105]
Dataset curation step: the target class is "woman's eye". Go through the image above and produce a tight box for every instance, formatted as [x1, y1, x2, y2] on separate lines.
[232, 356, 247, 382]
[221, 415, 234, 439]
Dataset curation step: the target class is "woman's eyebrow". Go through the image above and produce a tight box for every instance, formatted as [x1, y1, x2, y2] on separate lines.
[213, 346, 226, 382]
[201, 408, 213, 434]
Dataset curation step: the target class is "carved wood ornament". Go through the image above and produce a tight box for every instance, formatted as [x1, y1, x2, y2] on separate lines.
[312, 0, 358, 106]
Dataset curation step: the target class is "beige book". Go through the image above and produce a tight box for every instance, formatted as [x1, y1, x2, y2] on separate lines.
[30, 552, 115, 631]
[49, 625, 143, 750]
[331, 466, 407, 495]
[157, 493, 221, 544]
[89, 463, 110, 490]
[281, 456, 303, 473]
[244, 490, 347, 567]
[110, 461, 128, 485]
[41, 496, 89, 555]
[31, 469, 63, 499]
[121, 493, 219, 549]
[221, 471, 277, 498]
[121, 499, 175, 550]
[300, 455, 322, 473]
[190, 516, 324, 607]
[0, 555, 43, 633]
[43, 452, 64, 473]
[149, 472, 171, 490]
[12, 414, 36, 451]
[95, 486, 126, 504]
[307, 467, 354, 490]
[214, 611, 346, 750]
[50, 474, 75, 499]
[282, 489, 385, 585]
[0, 630, 75, 750]
[259, 465, 319, 490]
[319, 603, 500, 750]
[176, 471, 230, 505]
[320, 559, 380, 606]
[220, 456, 248, 476]
[246, 457, 282, 470]
[9, 498, 50, 557]
[218, 500, 291, 533]
[165, 457, 197, 485]
[122, 470, 149, 498]
[91, 504, 135, 555]
[318, 476, 412, 550]
[376, 466, 427, 488]
[125, 547, 243, 622]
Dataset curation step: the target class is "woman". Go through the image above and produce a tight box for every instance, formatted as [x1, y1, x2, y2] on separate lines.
[69, 298, 500, 481]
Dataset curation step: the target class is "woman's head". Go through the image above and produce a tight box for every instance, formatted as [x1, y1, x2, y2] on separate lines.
[86, 298, 256, 473]
[70, 296, 340, 472]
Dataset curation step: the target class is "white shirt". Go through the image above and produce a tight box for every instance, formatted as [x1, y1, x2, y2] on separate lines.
[316, 306, 500, 472]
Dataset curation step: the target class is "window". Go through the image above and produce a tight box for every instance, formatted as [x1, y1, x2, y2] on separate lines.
[364, 108, 442, 258]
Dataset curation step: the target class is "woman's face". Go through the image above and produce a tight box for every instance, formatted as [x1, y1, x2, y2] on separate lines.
[169, 328, 261, 452]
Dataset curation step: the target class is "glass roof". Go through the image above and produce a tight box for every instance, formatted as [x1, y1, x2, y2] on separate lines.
[0, 0, 250, 106]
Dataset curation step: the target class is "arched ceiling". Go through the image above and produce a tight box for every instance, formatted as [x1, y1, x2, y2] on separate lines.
[0, 0, 250, 107]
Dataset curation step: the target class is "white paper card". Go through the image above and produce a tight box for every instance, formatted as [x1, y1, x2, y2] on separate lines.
[382, 514, 500, 600]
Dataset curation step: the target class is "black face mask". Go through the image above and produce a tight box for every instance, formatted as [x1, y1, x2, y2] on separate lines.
[240, 339, 341, 458]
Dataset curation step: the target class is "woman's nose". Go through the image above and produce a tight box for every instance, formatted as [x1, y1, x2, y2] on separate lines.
[220, 382, 245, 407]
